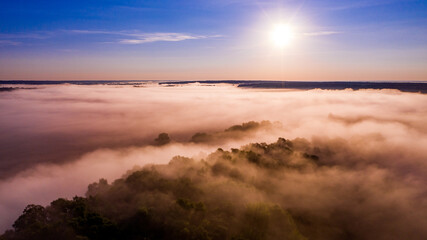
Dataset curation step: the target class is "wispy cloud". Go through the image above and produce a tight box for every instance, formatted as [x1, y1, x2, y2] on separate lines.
[119, 33, 208, 44]
[325, 0, 403, 11]
[0, 30, 217, 46]
[0, 32, 52, 40]
[67, 30, 113, 35]
[303, 31, 341, 36]
[67, 30, 218, 44]
[0, 32, 53, 46]
[0, 40, 21, 46]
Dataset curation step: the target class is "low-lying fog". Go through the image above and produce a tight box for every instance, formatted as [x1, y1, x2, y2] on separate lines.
[1, 83, 426, 238]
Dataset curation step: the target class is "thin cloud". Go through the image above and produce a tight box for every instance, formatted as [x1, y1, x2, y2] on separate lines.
[67, 30, 113, 35]
[0, 40, 21, 46]
[0, 32, 52, 40]
[116, 6, 164, 12]
[303, 31, 341, 36]
[67, 29, 217, 44]
[0, 32, 52, 46]
[119, 33, 207, 44]
[325, 0, 403, 11]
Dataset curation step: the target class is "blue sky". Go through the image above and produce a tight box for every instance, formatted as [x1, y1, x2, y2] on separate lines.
[0, 0, 426, 80]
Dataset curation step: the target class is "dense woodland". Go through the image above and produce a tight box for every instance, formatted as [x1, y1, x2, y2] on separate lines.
[0, 138, 316, 240]
[2, 122, 425, 240]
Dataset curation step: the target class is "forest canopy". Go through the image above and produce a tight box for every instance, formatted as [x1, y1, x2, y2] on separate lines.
[1, 138, 310, 240]
[2, 122, 427, 240]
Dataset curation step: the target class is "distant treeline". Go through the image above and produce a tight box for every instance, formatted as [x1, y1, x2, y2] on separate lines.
[0, 80, 150, 85]
[160, 80, 427, 93]
[1, 80, 427, 93]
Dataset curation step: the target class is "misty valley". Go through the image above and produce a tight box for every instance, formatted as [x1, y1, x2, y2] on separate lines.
[0, 83, 427, 240]
[2, 0, 427, 239]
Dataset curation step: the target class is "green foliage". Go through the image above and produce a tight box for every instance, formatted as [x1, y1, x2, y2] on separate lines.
[3, 198, 117, 240]
[234, 204, 306, 240]
[2, 138, 315, 240]
[225, 121, 261, 132]
[190, 132, 212, 143]
[176, 198, 206, 212]
[86, 178, 109, 197]
[154, 133, 171, 146]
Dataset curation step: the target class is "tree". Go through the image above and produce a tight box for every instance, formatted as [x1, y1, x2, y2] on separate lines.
[154, 133, 171, 145]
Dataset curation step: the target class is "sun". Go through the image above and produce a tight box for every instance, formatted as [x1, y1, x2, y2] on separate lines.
[270, 24, 294, 48]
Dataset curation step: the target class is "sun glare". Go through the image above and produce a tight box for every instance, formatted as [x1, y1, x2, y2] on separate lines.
[270, 24, 294, 48]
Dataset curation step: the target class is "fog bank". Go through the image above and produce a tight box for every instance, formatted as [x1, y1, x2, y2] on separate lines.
[0, 84, 426, 235]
